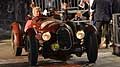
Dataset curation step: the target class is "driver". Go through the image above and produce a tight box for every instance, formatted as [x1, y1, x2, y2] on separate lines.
[24, 6, 42, 32]
[71, 11, 87, 21]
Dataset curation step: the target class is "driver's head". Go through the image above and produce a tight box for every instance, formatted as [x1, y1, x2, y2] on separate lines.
[75, 11, 82, 17]
[32, 7, 41, 17]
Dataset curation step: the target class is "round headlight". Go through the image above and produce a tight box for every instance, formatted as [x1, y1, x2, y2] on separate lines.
[42, 32, 51, 41]
[33, 25, 36, 28]
[76, 30, 85, 39]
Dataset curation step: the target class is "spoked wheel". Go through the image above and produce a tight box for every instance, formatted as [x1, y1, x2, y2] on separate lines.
[86, 32, 98, 63]
[26, 29, 39, 66]
[11, 31, 22, 56]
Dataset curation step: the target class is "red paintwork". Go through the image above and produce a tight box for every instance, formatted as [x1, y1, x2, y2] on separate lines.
[11, 22, 21, 33]
[11, 22, 23, 47]
[24, 17, 62, 44]
[25, 17, 61, 33]
[11, 17, 62, 47]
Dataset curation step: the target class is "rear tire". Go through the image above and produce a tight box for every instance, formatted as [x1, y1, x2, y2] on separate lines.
[11, 31, 22, 56]
[86, 32, 98, 63]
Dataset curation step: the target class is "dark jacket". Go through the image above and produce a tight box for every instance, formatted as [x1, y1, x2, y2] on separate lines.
[91, 0, 112, 22]
[112, 0, 120, 13]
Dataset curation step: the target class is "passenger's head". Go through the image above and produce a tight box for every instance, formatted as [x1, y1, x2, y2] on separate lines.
[32, 7, 41, 17]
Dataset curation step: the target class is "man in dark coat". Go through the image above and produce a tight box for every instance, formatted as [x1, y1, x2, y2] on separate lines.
[91, 0, 113, 48]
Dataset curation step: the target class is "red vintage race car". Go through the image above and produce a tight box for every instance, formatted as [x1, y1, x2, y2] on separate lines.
[11, 16, 98, 66]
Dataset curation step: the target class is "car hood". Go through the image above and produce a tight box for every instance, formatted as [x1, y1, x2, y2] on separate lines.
[39, 18, 62, 33]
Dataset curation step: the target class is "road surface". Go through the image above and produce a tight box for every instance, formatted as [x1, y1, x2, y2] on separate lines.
[0, 39, 120, 67]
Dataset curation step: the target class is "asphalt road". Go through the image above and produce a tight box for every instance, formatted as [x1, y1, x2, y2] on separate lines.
[0, 39, 120, 67]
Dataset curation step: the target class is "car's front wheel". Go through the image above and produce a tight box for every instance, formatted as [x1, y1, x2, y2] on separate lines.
[86, 32, 98, 63]
[26, 29, 39, 66]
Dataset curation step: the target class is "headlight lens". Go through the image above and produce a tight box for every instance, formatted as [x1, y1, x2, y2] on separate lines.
[76, 30, 85, 39]
[33, 25, 36, 28]
[42, 32, 51, 41]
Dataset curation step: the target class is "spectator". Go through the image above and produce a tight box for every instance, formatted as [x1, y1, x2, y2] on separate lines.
[46, 0, 55, 9]
[89, 0, 94, 21]
[91, 0, 112, 48]
[78, 0, 89, 20]
[60, 0, 68, 21]
[78, 0, 89, 10]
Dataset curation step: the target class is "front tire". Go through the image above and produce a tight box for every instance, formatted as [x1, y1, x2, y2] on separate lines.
[86, 32, 98, 63]
[26, 29, 39, 66]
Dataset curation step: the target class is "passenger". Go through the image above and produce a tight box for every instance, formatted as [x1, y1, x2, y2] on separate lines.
[71, 11, 86, 21]
[46, 0, 55, 9]
[60, 0, 69, 21]
[24, 6, 42, 32]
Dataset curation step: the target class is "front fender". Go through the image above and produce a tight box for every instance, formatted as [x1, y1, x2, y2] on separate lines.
[11, 22, 21, 33]
[86, 24, 97, 33]
[11, 22, 22, 47]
